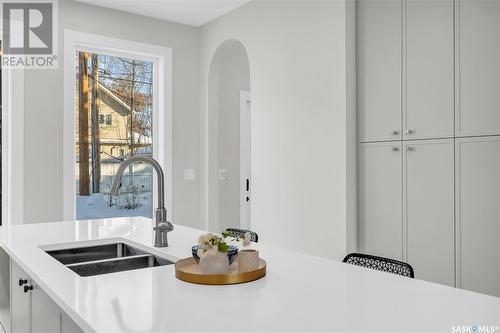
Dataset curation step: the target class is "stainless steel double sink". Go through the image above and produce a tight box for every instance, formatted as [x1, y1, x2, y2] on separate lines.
[45, 243, 174, 277]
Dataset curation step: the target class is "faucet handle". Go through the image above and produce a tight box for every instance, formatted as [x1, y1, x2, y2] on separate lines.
[154, 222, 173, 247]
[154, 222, 174, 233]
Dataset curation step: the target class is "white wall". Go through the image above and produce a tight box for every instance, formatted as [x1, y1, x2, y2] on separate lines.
[21, 0, 352, 260]
[200, 0, 348, 259]
[346, 0, 358, 253]
[23, 0, 201, 227]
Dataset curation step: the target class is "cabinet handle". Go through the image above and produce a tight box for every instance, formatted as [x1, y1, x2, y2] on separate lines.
[391, 130, 399, 135]
[23, 285, 33, 293]
[18, 278, 27, 286]
[391, 147, 400, 152]
[404, 129, 415, 135]
[407, 146, 415, 151]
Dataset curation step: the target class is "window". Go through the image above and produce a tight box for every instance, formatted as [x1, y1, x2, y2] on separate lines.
[75, 51, 154, 220]
[63, 31, 172, 222]
[99, 114, 112, 126]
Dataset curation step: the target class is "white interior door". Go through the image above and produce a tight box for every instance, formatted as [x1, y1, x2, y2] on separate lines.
[240, 91, 251, 230]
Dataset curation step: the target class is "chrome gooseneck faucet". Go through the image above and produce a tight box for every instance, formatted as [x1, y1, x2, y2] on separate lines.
[110, 154, 173, 247]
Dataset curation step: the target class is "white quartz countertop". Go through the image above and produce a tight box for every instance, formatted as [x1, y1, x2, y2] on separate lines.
[0, 217, 499, 333]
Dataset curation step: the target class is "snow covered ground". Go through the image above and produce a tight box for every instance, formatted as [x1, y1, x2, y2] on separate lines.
[76, 193, 152, 220]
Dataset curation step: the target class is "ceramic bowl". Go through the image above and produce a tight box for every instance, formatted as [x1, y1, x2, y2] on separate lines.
[191, 245, 239, 265]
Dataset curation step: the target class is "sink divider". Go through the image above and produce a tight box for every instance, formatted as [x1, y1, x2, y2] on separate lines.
[65, 254, 153, 268]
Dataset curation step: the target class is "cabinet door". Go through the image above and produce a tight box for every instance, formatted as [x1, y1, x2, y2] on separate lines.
[61, 312, 84, 333]
[357, 0, 402, 142]
[0, 249, 10, 333]
[31, 284, 60, 333]
[404, 139, 454, 286]
[457, 0, 500, 137]
[456, 137, 500, 297]
[10, 261, 30, 333]
[359, 142, 403, 260]
[405, 0, 454, 140]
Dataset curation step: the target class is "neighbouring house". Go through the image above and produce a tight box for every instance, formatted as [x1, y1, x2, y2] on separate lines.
[75, 82, 153, 194]
[76, 83, 152, 160]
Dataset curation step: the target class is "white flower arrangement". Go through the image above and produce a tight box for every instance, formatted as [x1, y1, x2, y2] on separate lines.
[196, 233, 229, 258]
[196, 231, 252, 259]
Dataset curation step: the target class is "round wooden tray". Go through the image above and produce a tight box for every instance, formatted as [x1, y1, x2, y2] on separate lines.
[175, 257, 266, 285]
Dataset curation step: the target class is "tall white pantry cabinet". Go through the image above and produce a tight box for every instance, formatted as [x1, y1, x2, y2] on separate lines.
[357, 0, 500, 297]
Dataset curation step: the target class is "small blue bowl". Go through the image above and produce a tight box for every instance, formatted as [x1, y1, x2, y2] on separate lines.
[191, 245, 239, 265]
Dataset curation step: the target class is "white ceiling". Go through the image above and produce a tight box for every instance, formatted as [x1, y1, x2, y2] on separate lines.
[76, 0, 251, 27]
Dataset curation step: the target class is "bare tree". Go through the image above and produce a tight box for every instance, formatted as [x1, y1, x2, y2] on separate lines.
[78, 52, 90, 196]
[90, 53, 101, 193]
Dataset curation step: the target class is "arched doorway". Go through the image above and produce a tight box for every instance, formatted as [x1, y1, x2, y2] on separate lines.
[207, 39, 251, 233]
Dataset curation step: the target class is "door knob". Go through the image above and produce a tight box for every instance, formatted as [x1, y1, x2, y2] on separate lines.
[404, 129, 414, 135]
[407, 146, 415, 151]
[18, 278, 27, 286]
[391, 130, 399, 135]
[391, 147, 400, 152]
[23, 285, 33, 293]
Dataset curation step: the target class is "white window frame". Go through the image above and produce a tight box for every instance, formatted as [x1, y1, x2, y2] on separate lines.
[1, 60, 25, 227]
[63, 30, 172, 221]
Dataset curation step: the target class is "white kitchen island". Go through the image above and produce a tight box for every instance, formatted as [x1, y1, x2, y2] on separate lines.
[0, 217, 498, 333]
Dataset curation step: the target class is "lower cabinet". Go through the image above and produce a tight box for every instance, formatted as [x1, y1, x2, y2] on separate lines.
[30, 284, 60, 333]
[360, 137, 500, 295]
[1, 249, 11, 333]
[10, 262, 31, 333]
[456, 137, 500, 297]
[60, 313, 83, 333]
[404, 139, 455, 286]
[359, 142, 403, 260]
[10, 260, 83, 333]
[359, 139, 455, 286]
